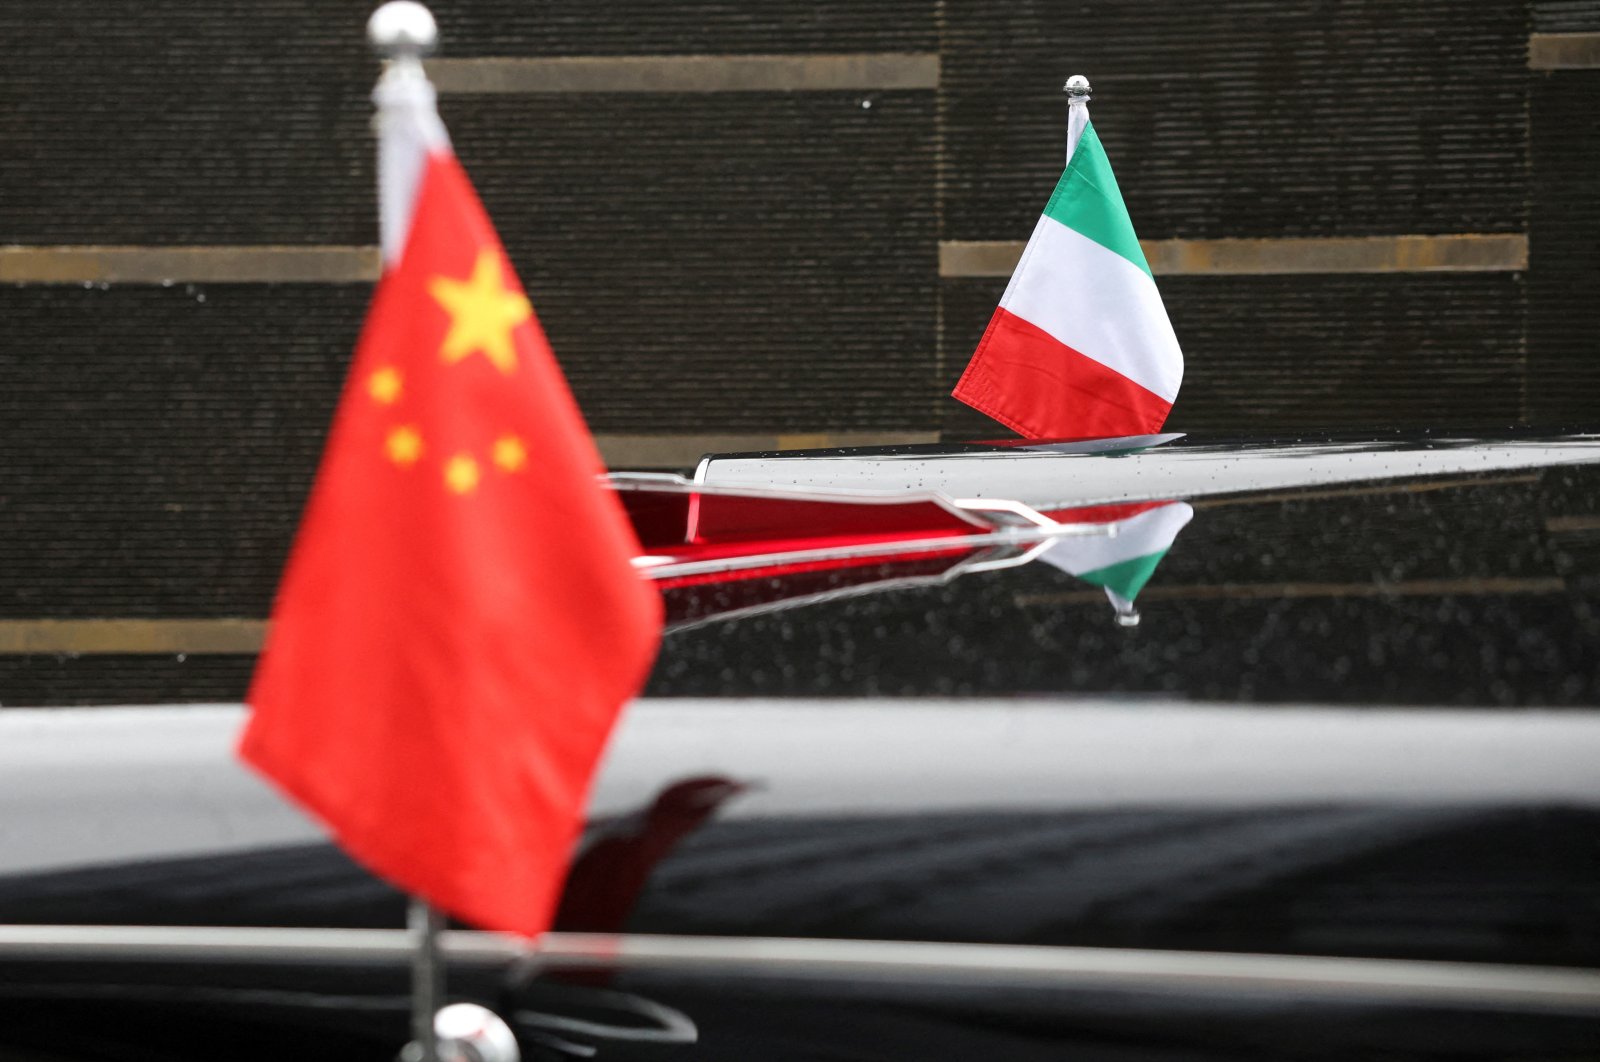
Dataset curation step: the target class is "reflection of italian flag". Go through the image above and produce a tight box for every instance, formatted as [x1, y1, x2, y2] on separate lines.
[953, 108, 1182, 440]
[1038, 501, 1194, 607]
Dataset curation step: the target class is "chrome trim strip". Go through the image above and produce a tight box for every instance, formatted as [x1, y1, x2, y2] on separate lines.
[1, 927, 1597, 1013]
[947, 537, 1057, 575]
[539, 935, 1600, 1012]
[0, 925, 516, 964]
[638, 526, 1096, 581]
[952, 496, 1070, 529]
[697, 438, 1600, 510]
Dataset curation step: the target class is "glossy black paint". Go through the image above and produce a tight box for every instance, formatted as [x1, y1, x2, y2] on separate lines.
[3, 805, 1597, 969]
[589, 974, 1600, 1062]
[4, 965, 1598, 1062]
[3, 811, 1598, 1062]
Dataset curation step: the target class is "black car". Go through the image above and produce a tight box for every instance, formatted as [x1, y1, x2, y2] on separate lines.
[2, 430, 1598, 1061]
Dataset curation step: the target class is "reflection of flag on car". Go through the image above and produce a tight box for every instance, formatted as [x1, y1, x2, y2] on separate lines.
[1037, 501, 1194, 620]
[239, 58, 660, 938]
[953, 85, 1182, 440]
[612, 475, 1086, 631]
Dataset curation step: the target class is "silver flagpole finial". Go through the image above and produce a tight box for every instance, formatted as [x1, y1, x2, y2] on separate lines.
[368, 1, 438, 61]
[1061, 75, 1092, 166]
[367, 1, 449, 264]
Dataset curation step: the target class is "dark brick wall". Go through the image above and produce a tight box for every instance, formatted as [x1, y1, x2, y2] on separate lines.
[440, 2, 944, 435]
[1528, 70, 1600, 424]
[0, 284, 366, 618]
[445, 91, 938, 432]
[1528, 0, 1600, 424]
[0, 656, 257, 710]
[939, 0, 1530, 242]
[435, 0, 937, 56]
[0, 0, 937, 246]
[1535, 0, 1600, 31]
[0, 1, 375, 245]
[1, 1, 1594, 705]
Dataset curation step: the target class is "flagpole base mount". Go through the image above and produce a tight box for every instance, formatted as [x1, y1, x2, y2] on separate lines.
[397, 1003, 521, 1062]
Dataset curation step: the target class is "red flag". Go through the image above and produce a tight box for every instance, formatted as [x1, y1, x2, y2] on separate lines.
[240, 147, 661, 937]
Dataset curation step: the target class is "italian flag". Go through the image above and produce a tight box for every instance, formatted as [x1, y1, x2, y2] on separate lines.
[1038, 501, 1194, 616]
[953, 100, 1182, 439]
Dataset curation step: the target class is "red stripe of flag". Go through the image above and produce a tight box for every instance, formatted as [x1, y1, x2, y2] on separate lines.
[953, 307, 1172, 440]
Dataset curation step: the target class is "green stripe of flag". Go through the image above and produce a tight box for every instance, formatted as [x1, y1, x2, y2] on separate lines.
[1041, 122, 1152, 278]
[1075, 548, 1170, 602]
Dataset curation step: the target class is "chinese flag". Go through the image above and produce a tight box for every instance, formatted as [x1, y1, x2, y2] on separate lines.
[240, 150, 662, 937]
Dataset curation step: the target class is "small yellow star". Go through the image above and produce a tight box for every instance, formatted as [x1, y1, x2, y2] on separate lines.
[492, 435, 527, 472]
[445, 453, 481, 494]
[368, 367, 403, 404]
[385, 425, 422, 466]
[429, 250, 531, 376]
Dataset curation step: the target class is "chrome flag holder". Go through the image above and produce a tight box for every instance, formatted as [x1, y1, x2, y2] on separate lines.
[1063, 74, 1091, 166]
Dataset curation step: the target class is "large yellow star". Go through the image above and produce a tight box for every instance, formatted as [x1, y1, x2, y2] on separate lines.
[428, 250, 531, 375]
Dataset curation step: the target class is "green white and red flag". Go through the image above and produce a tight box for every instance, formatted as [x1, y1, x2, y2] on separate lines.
[953, 93, 1183, 439]
[1038, 501, 1194, 616]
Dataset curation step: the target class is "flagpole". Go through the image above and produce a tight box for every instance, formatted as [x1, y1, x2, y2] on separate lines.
[1105, 586, 1141, 628]
[368, 1, 447, 267]
[407, 897, 445, 1062]
[366, 7, 446, 1061]
[1063, 74, 1092, 167]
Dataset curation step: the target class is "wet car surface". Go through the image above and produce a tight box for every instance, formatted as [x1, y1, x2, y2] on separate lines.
[1, 431, 1598, 1060]
[651, 459, 1600, 704]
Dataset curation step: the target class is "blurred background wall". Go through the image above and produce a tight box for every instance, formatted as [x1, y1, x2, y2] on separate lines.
[2, 0, 1597, 702]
